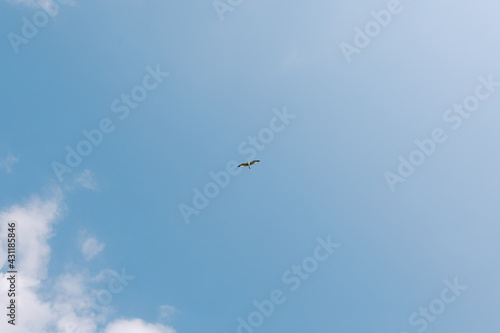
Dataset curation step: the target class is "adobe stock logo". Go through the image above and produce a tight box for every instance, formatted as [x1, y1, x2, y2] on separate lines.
[226, 235, 340, 333]
[52, 64, 169, 182]
[384, 74, 499, 192]
[399, 278, 467, 333]
[178, 107, 296, 224]
[7, 0, 73, 54]
[339, 0, 418, 63]
[76, 267, 135, 317]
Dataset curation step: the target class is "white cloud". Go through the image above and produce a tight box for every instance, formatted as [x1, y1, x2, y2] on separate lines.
[0, 188, 63, 281]
[103, 319, 176, 333]
[81, 236, 105, 261]
[0, 189, 64, 331]
[0, 152, 19, 174]
[74, 169, 100, 191]
[0, 189, 176, 333]
[50, 272, 107, 332]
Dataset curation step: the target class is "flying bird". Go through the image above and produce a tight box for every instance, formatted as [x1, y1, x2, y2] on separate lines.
[238, 160, 260, 169]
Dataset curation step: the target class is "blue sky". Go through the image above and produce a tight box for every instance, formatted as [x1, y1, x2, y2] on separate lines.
[1, 0, 500, 332]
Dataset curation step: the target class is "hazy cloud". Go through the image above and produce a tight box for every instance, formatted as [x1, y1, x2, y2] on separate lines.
[0, 151, 19, 174]
[74, 169, 100, 191]
[81, 236, 105, 261]
[158, 305, 179, 322]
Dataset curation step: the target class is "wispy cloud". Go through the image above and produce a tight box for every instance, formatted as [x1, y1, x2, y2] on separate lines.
[81, 236, 105, 261]
[0, 189, 176, 333]
[158, 305, 179, 322]
[6, 0, 62, 15]
[74, 169, 100, 191]
[0, 152, 19, 174]
[62, 169, 101, 192]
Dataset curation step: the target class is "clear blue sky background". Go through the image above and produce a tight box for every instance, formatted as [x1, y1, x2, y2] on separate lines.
[1, 0, 500, 332]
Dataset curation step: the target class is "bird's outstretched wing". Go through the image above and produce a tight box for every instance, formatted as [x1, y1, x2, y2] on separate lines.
[249, 160, 260, 165]
[237, 163, 247, 168]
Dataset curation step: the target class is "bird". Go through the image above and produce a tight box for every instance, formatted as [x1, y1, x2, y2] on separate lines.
[238, 160, 260, 169]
